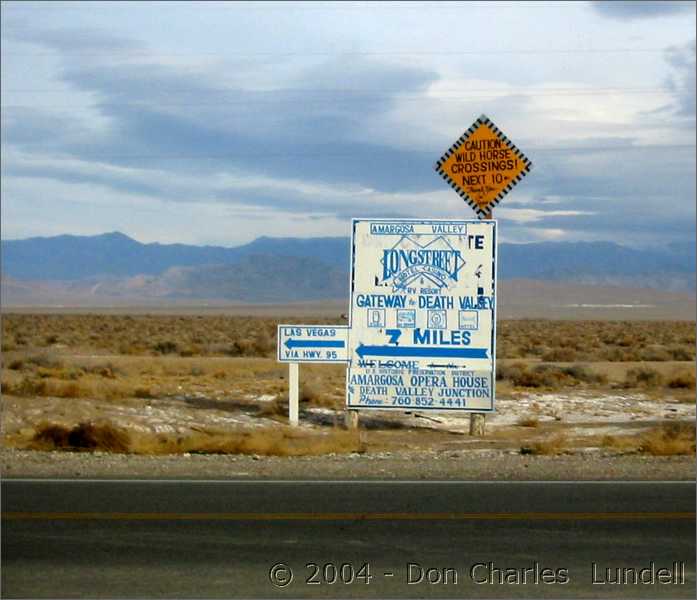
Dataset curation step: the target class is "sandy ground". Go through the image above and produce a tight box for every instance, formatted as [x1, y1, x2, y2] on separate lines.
[3, 389, 693, 439]
[2, 389, 694, 480]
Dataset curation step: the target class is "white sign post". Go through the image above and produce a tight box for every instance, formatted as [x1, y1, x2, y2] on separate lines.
[346, 219, 496, 413]
[277, 325, 349, 425]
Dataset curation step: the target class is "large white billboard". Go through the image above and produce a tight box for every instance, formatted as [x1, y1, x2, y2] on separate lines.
[346, 219, 497, 412]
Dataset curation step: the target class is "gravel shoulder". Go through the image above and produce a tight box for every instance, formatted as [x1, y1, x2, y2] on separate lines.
[2, 447, 694, 481]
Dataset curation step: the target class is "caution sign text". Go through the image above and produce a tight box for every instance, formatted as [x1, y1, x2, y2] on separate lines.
[435, 115, 532, 218]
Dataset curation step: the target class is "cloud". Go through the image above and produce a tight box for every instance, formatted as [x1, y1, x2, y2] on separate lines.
[2, 35, 442, 192]
[665, 40, 696, 116]
[590, 1, 696, 20]
[2, 11, 695, 249]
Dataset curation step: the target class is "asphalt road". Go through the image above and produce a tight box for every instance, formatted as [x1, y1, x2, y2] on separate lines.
[2, 480, 694, 598]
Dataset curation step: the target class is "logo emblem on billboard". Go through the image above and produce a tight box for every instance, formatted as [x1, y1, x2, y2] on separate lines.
[380, 235, 465, 291]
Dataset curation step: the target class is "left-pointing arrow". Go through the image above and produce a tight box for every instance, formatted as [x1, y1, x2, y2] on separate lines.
[285, 339, 345, 349]
[356, 344, 487, 359]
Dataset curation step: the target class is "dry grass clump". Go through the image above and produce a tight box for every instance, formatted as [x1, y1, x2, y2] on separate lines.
[31, 421, 130, 453]
[516, 416, 540, 428]
[152, 340, 179, 355]
[7, 353, 64, 371]
[640, 423, 695, 456]
[541, 347, 578, 362]
[134, 426, 362, 456]
[667, 370, 696, 390]
[638, 345, 672, 362]
[603, 422, 695, 456]
[520, 434, 568, 455]
[23, 421, 362, 457]
[299, 378, 342, 409]
[623, 367, 665, 388]
[1, 375, 136, 400]
[255, 380, 342, 416]
[257, 396, 289, 418]
[2, 377, 86, 398]
[497, 363, 606, 389]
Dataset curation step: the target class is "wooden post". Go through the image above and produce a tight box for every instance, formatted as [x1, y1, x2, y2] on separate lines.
[345, 409, 359, 430]
[469, 209, 493, 437]
[288, 362, 299, 427]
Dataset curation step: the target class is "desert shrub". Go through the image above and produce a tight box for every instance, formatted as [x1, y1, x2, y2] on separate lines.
[44, 367, 84, 381]
[134, 387, 154, 399]
[118, 342, 147, 355]
[668, 345, 695, 361]
[667, 370, 696, 390]
[616, 335, 635, 348]
[300, 380, 322, 404]
[496, 362, 527, 382]
[7, 358, 25, 370]
[73, 362, 122, 379]
[520, 434, 568, 455]
[226, 333, 275, 358]
[2, 337, 18, 352]
[257, 397, 288, 418]
[513, 365, 556, 388]
[599, 347, 632, 362]
[153, 340, 178, 354]
[226, 339, 252, 356]
[179, 345, 203, 357]
[24, 354, 64, 369]
[639, 345, 672, 362]
[31, 421, 130, 453]
[1, 377, 48, 397]
[2, 375, 135, 400]
[541, 347, 578, 362]
[498, 363, 605, 388]
[562, 364, 607, 384]
[49, 381, 86, 398]
[624, 367, 665, 388]
[639, 423, 695, 456]
[135, 427, 360, 457]
[517, 417, 539, 427]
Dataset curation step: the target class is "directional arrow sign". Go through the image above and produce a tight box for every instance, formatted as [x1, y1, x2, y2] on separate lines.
[285, 339, 345, 350]
[277, 325, 349, 363]
[356, 344, 487, 359]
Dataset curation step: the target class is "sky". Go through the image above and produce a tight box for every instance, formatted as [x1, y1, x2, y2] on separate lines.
[1, 0, 695, 248]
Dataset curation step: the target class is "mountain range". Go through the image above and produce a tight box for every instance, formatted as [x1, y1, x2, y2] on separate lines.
[1, 231, 695, 305]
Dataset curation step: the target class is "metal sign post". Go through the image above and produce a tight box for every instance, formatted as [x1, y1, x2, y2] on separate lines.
[288, 362, 299, 427]
[434, 114, 532, 436]
[470, 212, 493, 436]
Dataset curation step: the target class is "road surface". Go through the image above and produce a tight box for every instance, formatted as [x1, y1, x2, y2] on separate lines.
[2, 479, 694, 598]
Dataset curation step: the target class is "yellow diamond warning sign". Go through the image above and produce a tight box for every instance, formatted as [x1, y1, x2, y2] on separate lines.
[435, 114, 532, 218]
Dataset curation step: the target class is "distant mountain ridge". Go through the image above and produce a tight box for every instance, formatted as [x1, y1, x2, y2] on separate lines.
[1, 232, 350, 280]
[1, 232, 694, 303]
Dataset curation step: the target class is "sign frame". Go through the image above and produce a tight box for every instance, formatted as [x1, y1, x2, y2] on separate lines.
[345, 218, 497, 413]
